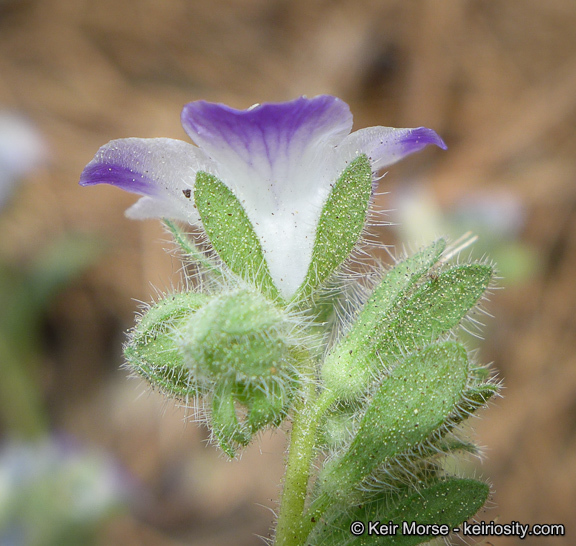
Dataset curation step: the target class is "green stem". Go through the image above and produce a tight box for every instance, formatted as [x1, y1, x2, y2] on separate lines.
[275, 387, 335, 545]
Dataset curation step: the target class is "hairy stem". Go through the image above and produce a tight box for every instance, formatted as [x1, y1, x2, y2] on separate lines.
[275, 386, 335, 545]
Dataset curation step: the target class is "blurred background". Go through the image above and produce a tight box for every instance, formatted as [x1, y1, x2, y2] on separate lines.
[0, 0, 575, 544]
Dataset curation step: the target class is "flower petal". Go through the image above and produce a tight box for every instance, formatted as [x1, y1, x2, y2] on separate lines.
[79, 137, 214, 222]
[124, 195, 190, 221]
[181, 96, 354, 297]
[181, 96, 352, 195]
[336, 126, 447, 172]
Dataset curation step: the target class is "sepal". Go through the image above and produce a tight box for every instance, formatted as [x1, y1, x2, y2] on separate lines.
[212, 380, 294, 457]
[294, 155, 372, 301]
[194, 171, 279, 299]
[211, 381, 252, 457]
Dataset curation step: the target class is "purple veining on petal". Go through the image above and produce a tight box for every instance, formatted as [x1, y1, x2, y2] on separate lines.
[181, 95, 352, 174]
[179, 96, 355, 297]
[79, 97, 448, 298]
[80, 163, 159, 196]
[399, 127, 447, 154]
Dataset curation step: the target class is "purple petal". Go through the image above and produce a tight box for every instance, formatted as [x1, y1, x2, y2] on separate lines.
[336, 126, 446, 173]
[397, 127, 447, 155]
[180, 96, 352, 197]
[80, 137, 214, 222]
[182, 95, 352, 158]
[80, 162, 160, 196]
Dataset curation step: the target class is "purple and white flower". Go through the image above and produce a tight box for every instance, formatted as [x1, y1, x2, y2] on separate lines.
[80, 95, 445, 298]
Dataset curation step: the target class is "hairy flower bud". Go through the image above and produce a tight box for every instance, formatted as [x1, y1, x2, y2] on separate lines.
[179, 288, 296, 387]
[124, 292, 208, 399]
[178, 288, 301, 455]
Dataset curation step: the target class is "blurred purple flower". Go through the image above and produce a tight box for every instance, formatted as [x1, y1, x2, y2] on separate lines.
[0, 435, 131, 545]
[80, 95, 445, 297]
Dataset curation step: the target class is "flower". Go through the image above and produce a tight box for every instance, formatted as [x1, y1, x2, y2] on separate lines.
[80, 95, 445, 298]
[0, 436, 130, 544]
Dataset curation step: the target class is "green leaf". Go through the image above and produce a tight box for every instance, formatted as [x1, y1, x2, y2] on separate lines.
[194, 171, 279, 299]
[347, 239, 446, 335]
[307, 478, 489, 545]
[211, 380, 251, 457]
[372, 263, 493, 358]
[448, 383, 499, 428]
[124, 292, 207, 399]
[320, 342, 468, 499]
[322, 239, 446, 398]
[323, 259, 492, 401]
[294, 155, 372, 300]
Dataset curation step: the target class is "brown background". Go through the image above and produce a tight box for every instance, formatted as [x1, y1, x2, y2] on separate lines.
[1, 0, 575, 544]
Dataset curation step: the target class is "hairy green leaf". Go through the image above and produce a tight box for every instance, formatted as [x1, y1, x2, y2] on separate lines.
[308, 478, 489, 545]
[322, 240, 446, 398]
[324, 259, 492, 400]
[320, 342, 468, 498]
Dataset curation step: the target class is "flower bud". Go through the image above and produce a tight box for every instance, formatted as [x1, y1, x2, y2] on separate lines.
[178, 288, 300, 454]
[124, 292, 208, 399]
[179, 288, 296, 387]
